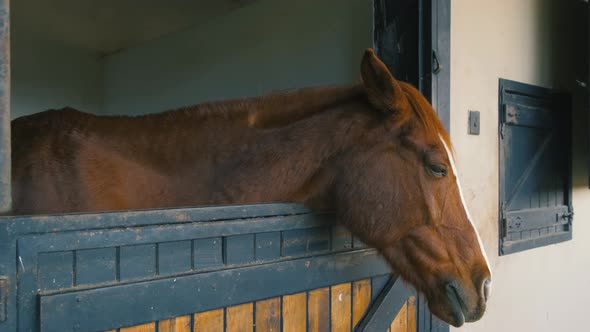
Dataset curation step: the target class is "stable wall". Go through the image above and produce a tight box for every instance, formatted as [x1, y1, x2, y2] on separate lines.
[102, 0, 372, 115]
[450, 1, 589, 331]
[11, 18, 103, 118]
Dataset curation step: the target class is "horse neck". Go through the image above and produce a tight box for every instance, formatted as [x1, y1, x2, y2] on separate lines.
[194, 98, 374, 207]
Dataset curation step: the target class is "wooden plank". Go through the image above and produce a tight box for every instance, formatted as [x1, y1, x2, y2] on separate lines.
[352, 280, 371, 327]
[307, 288, 330, 332]
[3, 204, 314, 235]
[158, 315, 191, 332]
[119, 244, 156, 280]
[331, 225, 352, 251]
[283, 293, 306, 332]
[225, 234, 255, 265]
[255, 232, 281, 261]
[227, 302, 254, 332]
[120, 322, 156, 332]
[38, 251, 73, 291]
[75, 248, 117, 286]
[194, 309, 223, 332]
[158, 241, 192, 275]
[193, 237, 223, 269]
[282, 227, 330, 257]
[256, 298, 281, 332]
[390, 300, 408, 332]
[407, 296, 417, 332]
[331, 283, 352, 332]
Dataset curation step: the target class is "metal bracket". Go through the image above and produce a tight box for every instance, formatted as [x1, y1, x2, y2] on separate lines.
[0, 277, 7, 322]
[432, 50, 442, 74]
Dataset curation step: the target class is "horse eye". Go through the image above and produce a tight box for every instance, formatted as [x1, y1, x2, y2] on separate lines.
[428, 164, 448, 177]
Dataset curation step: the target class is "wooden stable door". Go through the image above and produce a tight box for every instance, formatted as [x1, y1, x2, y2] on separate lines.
[105, 279, 417, 332]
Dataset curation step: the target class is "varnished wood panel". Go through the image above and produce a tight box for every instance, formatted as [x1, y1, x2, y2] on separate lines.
[352, 280, 371, 328]
[390, 301, 408, 332]
[330, 283, 351, 332]
[119, 322, 156, 332]
[256, 297, 281, 332]
[390, 296, 417, 332]
[159, 315, 191, 332]
[308, 287, 330, 332]
[227, 303, 254, 332]
[407, 296, 417, 332]
[283, 293, 307, 332]
[194, 309, 224, 332]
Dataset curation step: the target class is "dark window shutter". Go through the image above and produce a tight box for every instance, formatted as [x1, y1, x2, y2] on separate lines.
[499, 79, 573, 255]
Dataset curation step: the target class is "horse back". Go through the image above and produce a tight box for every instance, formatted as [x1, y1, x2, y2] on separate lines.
[11, 108, 177, 214]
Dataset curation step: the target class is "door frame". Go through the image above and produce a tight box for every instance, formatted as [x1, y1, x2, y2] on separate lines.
[371, 0, 450, 331]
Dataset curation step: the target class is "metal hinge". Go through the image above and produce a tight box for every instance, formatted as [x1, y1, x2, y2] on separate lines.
[0, 277, 7, 322]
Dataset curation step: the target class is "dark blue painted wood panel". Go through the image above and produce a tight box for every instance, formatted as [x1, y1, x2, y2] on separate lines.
[281, 227, 330, 257]
[499, 79, 573, 255]
[120, 244, 157, 280]
[38, 252, 73, 291]
[255, 232, 281, 261]
[75, 248, 117, 286]
[331, 225, 353, 251]
[193, 237, 223, 269]
[40, 249, 390, 332]
[158, 241, 192, 275]
[225, 234, 255, 265]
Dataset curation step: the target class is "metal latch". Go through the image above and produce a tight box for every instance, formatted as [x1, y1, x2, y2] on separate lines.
[558, 211, 574, 221]
[0, 277, 7, 322]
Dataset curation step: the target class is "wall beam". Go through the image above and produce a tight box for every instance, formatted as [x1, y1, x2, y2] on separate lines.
[0, 0, 9, 213]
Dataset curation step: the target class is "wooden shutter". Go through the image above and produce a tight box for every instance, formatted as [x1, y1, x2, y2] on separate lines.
[499, 79, 573, 255]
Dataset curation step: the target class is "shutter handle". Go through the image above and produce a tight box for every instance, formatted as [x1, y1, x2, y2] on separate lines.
[558, 211, 574, 221]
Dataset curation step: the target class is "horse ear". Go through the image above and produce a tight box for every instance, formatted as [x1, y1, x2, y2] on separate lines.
[361, 49, 409, 116]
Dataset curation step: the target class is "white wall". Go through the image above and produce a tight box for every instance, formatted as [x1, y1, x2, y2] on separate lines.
[450, 1, 590, 331]
[102, 0, 372, 115]
[11, 25, 103, 118]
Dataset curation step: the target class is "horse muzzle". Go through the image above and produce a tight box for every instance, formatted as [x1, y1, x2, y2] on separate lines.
[444, 277, 490, 327]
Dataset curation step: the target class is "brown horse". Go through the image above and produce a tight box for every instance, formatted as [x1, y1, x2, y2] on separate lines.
[10, 49, 491, 327]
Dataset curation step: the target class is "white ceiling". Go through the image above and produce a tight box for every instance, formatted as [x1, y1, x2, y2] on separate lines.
[13, 0, 255, 54]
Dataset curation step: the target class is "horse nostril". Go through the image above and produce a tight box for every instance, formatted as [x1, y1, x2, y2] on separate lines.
[482, 279, 492, 302]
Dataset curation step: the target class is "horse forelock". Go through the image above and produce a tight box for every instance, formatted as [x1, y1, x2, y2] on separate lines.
[399, 82, 453, 153]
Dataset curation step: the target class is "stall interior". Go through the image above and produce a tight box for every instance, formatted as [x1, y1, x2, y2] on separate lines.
[12, 0, 372, 119]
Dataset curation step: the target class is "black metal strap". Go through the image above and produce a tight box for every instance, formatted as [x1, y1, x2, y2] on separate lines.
[354, 275, 414, 332]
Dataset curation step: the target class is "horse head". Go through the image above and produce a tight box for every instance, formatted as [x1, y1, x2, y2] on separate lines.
[333, 49, 491, 327]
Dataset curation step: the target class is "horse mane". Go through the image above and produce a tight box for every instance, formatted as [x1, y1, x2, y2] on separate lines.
[249, 84, 365, 128]
[51, 84, 364, 130]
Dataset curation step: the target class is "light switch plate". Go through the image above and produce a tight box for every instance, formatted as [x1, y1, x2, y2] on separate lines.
[469, 111, 480, 135]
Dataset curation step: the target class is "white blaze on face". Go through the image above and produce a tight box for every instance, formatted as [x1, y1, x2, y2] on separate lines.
[439, 135, 492, 281]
